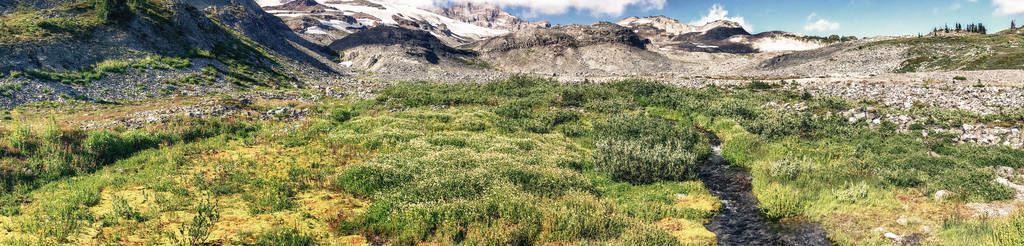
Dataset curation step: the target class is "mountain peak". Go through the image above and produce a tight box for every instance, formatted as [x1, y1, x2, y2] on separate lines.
[433, 2, 549, 31]
[617, 16, 746, 35]
[257, 0, 512, 46]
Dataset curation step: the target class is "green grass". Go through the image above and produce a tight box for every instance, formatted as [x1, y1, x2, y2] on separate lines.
[593, 113, 710, 184]
[0, 3, 103, 45]
[3, 0, 288, 90]
[2, 76, 1023, 245]
[19, 54, 200, 86]
[865, 35, 1024, 72]
[0, 118, 259, 216]
[0, 84, 22, 97]
[23, 59, 131, 85]
[461, 59, 496, 70]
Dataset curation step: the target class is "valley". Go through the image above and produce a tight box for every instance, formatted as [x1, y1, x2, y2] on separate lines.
[2, 0, 1024, 245]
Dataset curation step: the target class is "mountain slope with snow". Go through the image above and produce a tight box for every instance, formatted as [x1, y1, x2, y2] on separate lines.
[258, 0, 509, 45]
[433, 3, 550, 32]
[618, 16, 829, 53]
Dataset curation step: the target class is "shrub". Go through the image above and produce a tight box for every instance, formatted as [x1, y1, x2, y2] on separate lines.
[329, 108, 354, 123]
[83, 130, 159, 163]
[83, 131, 127, 162]
[953, 76, 968, 81]
[757, 183, 804, 220]
[171, 198, 220, 246]
[39, 203, 89, 243]
[593, 114, 710, 184]
[747, 80, 778, 90]
[595, 139, 701, 184]
[494, 99, 534, 119]
[111, 195, 143, 222]
[243, 178, 295, 214]
[931, 167, 1015, 202]
[336, 163, 412, 195]
[559, 122, 591, 138]
[251, 228, 314, 246]
[991, 211, 1024, 245]
[767, 159, 809, 181]
[833, 181, 870, 203]
[908, 122, 927, 131]
[94, 0, 132, 23]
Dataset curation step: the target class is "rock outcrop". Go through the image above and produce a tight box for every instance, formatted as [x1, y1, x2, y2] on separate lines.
[469, 22, 650, 53]
[617, 16, 826, 53]
[432, 2, 549, 31]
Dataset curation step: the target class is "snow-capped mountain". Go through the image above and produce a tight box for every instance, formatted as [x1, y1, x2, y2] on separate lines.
[258, 0, 513, 45]
[617, 16, 743, 35]
[433, 3, 550, 32]
[618, 16, 827, 53]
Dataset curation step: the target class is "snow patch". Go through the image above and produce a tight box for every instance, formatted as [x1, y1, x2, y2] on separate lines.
[315, 0, 507, 39]
[305, 26, 329, 35]
[752, 37, 823, 52]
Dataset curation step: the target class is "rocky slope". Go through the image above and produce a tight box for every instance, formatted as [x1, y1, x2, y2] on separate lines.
[0, 0, 346, 109]
[617, 16, 827, 53]
[258, 0, 509, 46]
[467, 22, 682, 76]
[432, 2, 549, 32]
[327, 25, 503, 82]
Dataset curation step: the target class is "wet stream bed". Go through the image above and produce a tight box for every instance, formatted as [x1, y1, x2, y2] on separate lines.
[698, 133, 831, 245]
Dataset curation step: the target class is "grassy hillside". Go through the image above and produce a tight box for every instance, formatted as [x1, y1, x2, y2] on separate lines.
[1, 77, 1024, 245]
[865, 34, 1024, 73]
[0, 0, 319, 108]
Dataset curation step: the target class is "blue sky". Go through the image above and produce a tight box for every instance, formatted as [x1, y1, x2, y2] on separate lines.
[495, 0, 1024, 37]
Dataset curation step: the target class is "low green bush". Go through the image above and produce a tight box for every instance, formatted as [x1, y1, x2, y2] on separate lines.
[991, 211, 1024, 245]
[494, 99, 534, 119]
[620, 225, 681, 246]
[593, 113, 710, 184]
[757, 183, 804, 220]
[249, 228, 314, 246]
[243, 178, 295, 214]
[328, 107, 354, 123]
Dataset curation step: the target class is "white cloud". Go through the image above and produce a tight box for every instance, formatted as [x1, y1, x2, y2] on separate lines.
[807, 12, 818, 21]
[803, 13, 840, 32]
[994, 0, 1024, 16]
[950, 3, 962, 10]
[689, 4, 753, 31]
[389, 0, 666, 16]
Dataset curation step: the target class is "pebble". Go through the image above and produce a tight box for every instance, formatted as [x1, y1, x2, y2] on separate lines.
[884, 232, 902, 241]
[934, 190, 955, 201]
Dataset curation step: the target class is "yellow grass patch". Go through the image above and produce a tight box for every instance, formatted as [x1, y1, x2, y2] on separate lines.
[657, 218, 717, 246]
[675, 193, 721, 213]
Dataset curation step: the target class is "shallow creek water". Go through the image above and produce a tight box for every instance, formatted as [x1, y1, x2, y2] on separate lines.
[698, 133, 831, 245]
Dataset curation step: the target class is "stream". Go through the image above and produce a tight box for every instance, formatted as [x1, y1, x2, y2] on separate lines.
[698, 133, 831, 245]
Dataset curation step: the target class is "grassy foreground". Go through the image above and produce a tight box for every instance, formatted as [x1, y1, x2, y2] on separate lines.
[1, 76, 1023, 245]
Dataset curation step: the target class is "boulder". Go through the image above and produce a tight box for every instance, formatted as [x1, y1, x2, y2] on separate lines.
[933, 190, 955, 201]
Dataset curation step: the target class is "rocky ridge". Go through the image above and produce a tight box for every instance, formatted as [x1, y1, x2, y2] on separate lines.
[617, 16, 826, 53]
[432, 2, 549, 32]
[0, 0, 348, 109]
[259, 0, 509, 46]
